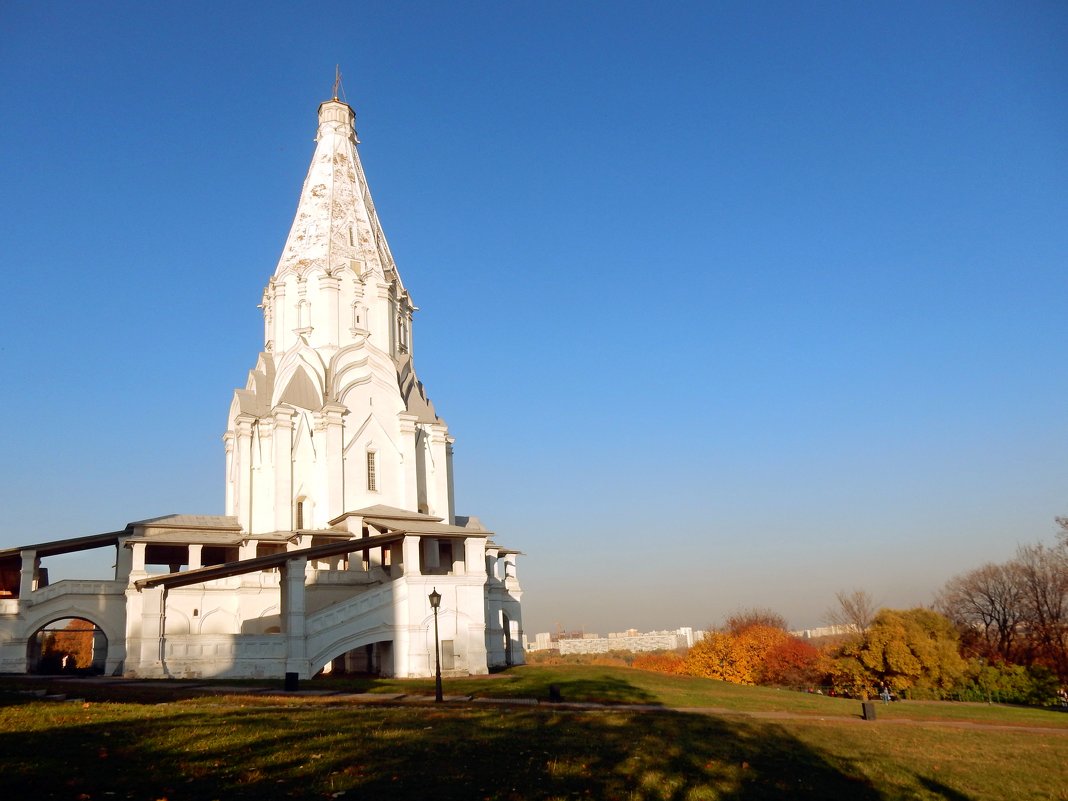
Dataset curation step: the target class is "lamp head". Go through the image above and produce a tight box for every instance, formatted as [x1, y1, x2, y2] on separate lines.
[428, 588, 441, 609]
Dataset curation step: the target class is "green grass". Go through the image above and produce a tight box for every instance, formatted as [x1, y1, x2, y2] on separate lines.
[2, 665, 1066, 800]
[311, 664, 1068, 728]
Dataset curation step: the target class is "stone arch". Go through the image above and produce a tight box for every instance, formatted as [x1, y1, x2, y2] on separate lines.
[272, 346, 327, 410]
[278, 368, 321, 410]
[198, 608, 238, 635]
[164, 608, 190, 635]
[502, 613, 513, 666]
[419, 607, 479, 673]
[308, 627, 394, 678]
[25, 615, 109, 675]
[246, 605, 281, 635]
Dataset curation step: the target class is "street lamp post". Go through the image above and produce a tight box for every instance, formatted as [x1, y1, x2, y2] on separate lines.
[428, 587, 443, 702]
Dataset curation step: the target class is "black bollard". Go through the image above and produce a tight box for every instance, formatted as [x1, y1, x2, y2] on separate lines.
[285, 671, 299, 692]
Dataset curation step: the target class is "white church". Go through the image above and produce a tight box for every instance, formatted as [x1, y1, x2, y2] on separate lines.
[0, 92, 524, 680]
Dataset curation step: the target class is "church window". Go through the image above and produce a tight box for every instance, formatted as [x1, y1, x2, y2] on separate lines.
[351, 302, 368, 332]
[348, 227, 354, 247]
[366, 451, 377, 492]
[295, 499, 305, 530]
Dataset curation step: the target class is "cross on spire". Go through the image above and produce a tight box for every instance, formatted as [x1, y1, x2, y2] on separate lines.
[333, 65, 342, 101]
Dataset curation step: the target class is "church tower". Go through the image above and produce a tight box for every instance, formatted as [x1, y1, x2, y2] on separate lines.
[224, 96, 454, 534]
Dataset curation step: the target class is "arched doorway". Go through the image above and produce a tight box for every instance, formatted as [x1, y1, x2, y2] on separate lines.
[27, 617, 107, 675]
[502, 613, 513, 667]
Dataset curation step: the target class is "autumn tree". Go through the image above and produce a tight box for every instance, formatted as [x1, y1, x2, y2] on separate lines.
[829, 608, 967, 697]
[40, 619, 95, 671]
[632, 651, 686, 675]
[762, 636, 822, 687]
[685, 622, 819, 686]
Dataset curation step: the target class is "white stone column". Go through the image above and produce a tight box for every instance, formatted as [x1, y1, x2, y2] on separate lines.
[398, 414, 419, 510]
[282, 557, 308, 676]
[317, 402, 347, 523]
[273, 280, 288, 352]
[130, 542, 147, 576]
[401, 535, 421, 576]
[114, 540, 133, 582]
[485, 545, 501, 584]
[372, 280, 391, 349]
[139, 586, 166, 670]
[427, 424, 450, 519]
[18, 550, 36, 599]
[504, 553, 519, 590]
[188, 544, 203, 571]
[367, 524, 383, 571]
[272, 407, 295, 532]
[234, 415, 256, 534]
[223, 432, 235, 515]
[465, 537, 487, 577]
[261, 287, 271, 350]
[421, 537, 438, 572]
[446, 437, 456, 525]
[318, 273, 341, 348]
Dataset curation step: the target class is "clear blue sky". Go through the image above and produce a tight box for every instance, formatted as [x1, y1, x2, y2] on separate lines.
[2, 1, 1066, 635]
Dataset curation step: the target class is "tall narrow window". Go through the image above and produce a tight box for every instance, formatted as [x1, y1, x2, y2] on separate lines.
[295, 499, 305, 530]
[366, 451, 377, 492]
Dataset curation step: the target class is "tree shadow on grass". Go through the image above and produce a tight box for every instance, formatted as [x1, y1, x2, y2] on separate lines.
[0, 701, 900, 801]
[312, 665, 661, 704]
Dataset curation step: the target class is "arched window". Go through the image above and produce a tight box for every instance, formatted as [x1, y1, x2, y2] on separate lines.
[295, 498, 306, 530]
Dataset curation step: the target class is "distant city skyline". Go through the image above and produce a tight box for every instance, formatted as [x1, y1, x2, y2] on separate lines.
[2, 3, 1066, 635]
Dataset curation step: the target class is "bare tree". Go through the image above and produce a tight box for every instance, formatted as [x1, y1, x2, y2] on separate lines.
[724, 607, 788, 634]
[824, 589, 876, 634]
[1016, 541, 1068, 678]
[936, 562, 1026, 662]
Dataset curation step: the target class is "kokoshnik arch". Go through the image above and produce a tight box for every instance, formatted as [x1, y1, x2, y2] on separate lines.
[0, 92, 525, 679]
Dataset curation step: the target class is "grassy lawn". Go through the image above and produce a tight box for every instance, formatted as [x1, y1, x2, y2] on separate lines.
[2, 665, 1066, 800]
[312, 664, 1068, 729]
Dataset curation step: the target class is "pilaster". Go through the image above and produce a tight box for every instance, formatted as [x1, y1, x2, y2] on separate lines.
[272, 407, 296, 532]
[401, 535, 421, 576]
[318, 273, 341, 348]
[465, 537, 487, 577]
[234, 414, 256, 534]
[19, 550, 36, 599]
[282, 557, 308, 675]
[223, 432, 235, 515]
[272, 279, 287, 352]
[445, 437, 456, 525]
[427, 424, 450, 519]
[399, 414, 419, 510]
[114, 539, 133, 582]
[315, 402, 347, 524]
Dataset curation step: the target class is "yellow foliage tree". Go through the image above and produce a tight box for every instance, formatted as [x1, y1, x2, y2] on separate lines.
[685, 625, 793, 685]
[829, 608, 967, 697]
